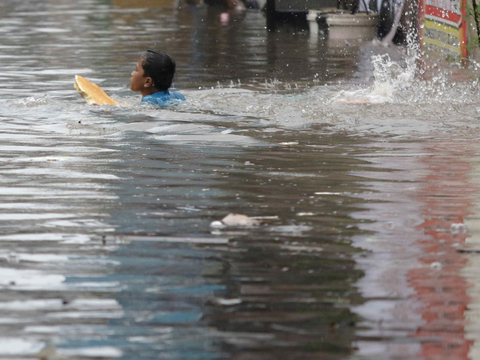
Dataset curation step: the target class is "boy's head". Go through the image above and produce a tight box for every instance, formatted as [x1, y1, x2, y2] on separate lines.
[130, 50, 176, 93]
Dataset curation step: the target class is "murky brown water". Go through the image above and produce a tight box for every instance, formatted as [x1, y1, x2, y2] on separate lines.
[2, 0, 480, 359]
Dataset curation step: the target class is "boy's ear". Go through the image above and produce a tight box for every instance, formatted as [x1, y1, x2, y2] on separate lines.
[144, 77, 154, 87]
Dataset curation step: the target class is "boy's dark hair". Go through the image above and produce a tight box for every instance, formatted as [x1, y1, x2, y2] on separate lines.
[141, 50, 176, 91]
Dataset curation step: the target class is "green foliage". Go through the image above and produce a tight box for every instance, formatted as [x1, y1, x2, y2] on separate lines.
[461, 0, 480, 55]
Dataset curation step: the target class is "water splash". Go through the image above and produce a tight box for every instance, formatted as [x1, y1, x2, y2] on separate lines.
[370, 52, 416, 100]
[371, 28, 419, 101]
[333, 43, 418, 104]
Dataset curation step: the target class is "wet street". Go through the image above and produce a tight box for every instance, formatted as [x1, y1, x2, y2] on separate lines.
[2, 0, 480, 359]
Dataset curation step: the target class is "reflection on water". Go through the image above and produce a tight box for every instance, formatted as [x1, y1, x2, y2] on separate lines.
[409, 143, 474, 360]
[2, 0, 480, 359]
[352, 142, 479, 359]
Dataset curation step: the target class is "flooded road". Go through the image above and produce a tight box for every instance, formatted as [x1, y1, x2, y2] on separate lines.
[2, 0, 480, 359]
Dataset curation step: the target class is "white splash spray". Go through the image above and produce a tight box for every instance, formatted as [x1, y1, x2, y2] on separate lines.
[333, 33, 420, 104]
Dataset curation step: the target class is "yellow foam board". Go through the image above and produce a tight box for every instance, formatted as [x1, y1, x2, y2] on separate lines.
[74, 75, 118, 105]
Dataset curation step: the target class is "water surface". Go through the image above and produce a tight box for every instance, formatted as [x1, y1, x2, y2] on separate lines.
[1, 0, 480, 359]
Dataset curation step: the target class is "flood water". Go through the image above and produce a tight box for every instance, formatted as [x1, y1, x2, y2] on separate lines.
[2, 0, 480, 359]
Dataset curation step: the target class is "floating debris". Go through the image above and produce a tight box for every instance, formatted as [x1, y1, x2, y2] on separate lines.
[209, 298, 242, 306]
[296, 212, 315, 217]
[280, 142, 298, 146]
[210, 213, 261, 228]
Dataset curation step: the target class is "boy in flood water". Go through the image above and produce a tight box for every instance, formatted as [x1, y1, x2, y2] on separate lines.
[130, 50, 185, 107]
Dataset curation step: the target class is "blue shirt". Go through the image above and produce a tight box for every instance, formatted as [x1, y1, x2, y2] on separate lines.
[141, 90, 185, 108]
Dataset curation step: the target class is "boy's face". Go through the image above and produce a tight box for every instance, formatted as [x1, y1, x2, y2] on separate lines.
[130, 58, 146, 92]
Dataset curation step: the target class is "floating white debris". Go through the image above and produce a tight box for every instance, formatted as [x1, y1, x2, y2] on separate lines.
[314, 192, 342, 195]
[280, 142, 298, 146]
[210, 298, 242, 306]
[210, 221, 225, 229]
[210, 213, 260, 228]
[296, 212, 315, 217]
